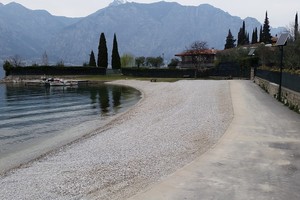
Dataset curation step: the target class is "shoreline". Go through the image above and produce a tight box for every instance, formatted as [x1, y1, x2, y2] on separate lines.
[0, 82, 143, 175]
[0, 117, 118, 175]
[0, 80, 233, 200]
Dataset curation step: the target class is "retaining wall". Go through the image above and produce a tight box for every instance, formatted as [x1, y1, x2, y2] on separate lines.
[254, 76, 300, 113]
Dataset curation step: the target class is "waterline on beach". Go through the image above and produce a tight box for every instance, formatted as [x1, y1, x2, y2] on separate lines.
[0, 83, 141, 172]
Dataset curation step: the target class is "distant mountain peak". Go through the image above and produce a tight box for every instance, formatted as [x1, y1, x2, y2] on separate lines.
[4, 2, 27, 10]
[0, 0, 284, 66]
[109, 0, 127, 7]
[199, 3, 215, 8]
[6, 2, 22, 6]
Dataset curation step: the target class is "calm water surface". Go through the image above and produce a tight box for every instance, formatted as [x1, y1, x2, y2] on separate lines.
[0, 83, 141, 158]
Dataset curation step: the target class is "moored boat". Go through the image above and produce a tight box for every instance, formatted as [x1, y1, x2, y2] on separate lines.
[44, 78, 78, 86]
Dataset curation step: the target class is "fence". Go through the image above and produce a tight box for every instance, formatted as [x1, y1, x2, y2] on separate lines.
[121, 68, 211, 78]
[256, 69, 300, 93]
[210, 62, 251, 78]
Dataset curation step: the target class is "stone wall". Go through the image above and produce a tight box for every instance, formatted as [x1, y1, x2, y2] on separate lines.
[254, 76, 300, 113]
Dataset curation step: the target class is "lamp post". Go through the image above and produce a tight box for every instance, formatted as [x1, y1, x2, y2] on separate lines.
[248, 48, 255, 79]
[278, 45, 284, 101]
[275, 32, 289, 101]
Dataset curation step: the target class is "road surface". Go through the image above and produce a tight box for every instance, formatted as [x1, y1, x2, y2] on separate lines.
[128, 80, 300, 200]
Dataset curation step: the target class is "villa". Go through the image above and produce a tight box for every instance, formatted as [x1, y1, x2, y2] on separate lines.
[175, 49, 218, 68]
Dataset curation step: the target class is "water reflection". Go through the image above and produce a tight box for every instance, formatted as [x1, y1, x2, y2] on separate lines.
[0, 83, 141, 156]
[113, 86, 121, 108]
[2, 83, 140, 117]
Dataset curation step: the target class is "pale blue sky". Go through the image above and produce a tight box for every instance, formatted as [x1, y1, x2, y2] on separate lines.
[1, 0, 299, 27]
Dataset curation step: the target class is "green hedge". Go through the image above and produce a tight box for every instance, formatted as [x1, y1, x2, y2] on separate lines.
[121, 67, 211, 78]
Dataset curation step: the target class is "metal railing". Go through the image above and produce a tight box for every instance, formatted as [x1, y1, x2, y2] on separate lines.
[256, 69, 300, 93]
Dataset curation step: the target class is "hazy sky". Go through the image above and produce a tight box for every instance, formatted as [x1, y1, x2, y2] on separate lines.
[1, 0, 299, 27]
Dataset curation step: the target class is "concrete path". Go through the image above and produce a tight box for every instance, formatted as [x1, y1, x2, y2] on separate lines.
[128, 80, 300, 200]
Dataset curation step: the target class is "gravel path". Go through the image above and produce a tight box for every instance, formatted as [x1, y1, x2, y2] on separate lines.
[0, 80, 233, 200]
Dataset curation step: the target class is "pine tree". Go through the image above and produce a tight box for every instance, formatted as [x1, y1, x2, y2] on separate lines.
[295, 12, 299, 40]
[97, 32, 108, 68]
[261, 11, 272, 44]
[111, 33, 121, 69]
[89, 50, 96, 67]
[42, 51, 49, 66]
[251, 28, 258, 44]
[224, 29, 236, 49]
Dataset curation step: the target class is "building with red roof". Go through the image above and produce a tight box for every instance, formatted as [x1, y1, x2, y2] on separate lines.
[175, 49, 218, 68]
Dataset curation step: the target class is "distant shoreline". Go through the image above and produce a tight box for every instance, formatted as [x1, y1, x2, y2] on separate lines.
[0, 76, 109, 86]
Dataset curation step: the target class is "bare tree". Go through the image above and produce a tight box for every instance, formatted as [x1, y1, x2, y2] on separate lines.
[189, 41, 208, 51]
[185, 41, 209, 78]
[42, 51, 49, 66]
[9, 55, 24, 67]
[56, 59, 65, 67]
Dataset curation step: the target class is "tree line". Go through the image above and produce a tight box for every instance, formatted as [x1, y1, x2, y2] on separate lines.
[2, 30, 167, 74]
[224, 11, 274, 49]
[89, 32, 166, 69]
[221, 11, 300, 71]
[88, 32, 121, 69]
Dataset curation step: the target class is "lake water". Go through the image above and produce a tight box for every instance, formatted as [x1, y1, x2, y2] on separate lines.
[0, 83, 141, 161]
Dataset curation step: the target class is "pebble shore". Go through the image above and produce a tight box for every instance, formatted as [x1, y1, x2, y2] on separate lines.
[0, 80, 233, 200]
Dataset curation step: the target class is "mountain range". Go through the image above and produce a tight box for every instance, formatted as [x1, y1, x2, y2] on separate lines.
[0, 0, 285, 68]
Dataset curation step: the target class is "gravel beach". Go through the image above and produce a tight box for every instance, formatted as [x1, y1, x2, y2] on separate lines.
[0, 80, 233, 200]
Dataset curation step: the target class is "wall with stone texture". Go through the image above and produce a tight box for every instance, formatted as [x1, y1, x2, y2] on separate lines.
[254, 76, 300, 113]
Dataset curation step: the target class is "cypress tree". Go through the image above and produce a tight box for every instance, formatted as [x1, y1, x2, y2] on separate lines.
[251, 29, 255, 44]
[295, 12, 299, 40]
[251, 28, 258, 44]
[224, 29, 236, 49]
[246, 33, 250, 45]
[89, 50, 96, 67]
[237, 22, 244, 45]
[255, 27, 258, 43]
[259, 26, 263, 43]
[237, 27, 243, 46]
[237, 21, 249, 46]
[261, 11, 272, 44]
[111, 33, 121, 69]
[97, 32, 108, 68]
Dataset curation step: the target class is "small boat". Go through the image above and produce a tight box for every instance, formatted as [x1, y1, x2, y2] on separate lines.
[44, 78, 78, 87]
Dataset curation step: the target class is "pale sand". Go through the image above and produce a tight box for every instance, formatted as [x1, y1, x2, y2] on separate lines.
[0, 80, 233, 200]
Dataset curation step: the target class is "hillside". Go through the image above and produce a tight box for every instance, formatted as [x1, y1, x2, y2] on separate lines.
[0, 1, 285, 68]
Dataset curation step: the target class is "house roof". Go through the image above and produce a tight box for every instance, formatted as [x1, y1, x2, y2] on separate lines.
[175, 49, 218, 57]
